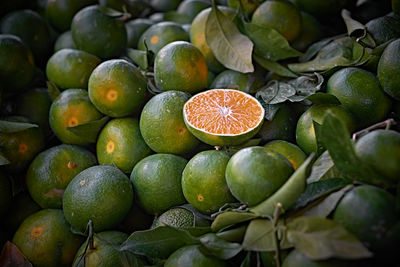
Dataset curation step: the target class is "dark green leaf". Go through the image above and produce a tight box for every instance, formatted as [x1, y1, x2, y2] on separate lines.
[211, 211, 258, 232]
[240, 251, 252, 267]
[307, 151, 342, 183]
[253, 54, 298, 78]
[293, 178, 353, 210]
[287, 217, 373, 260]
[164, 11, 191, 24]
[66, 116, 110, 143]
[0, 153, 10, 166]
[199, 233, 242, 260]
[300, 185, 353, 218]
[245, 23, 302, 61]
[242, 219, 292, 252]
[216, 225, 247, 242]
[319, 112, 390, 187]
[312, 120, 326, 156]
[288, 37, 354, 73]
[47, 81, 61, 101]
[0, 120, 38, 133]
[0, 241, 33, 267]
[258, 103, 282, 121]
[206, 3, 254, 73]
[300, 34, 345, 62]
[341, 9, 365, 38]
[371, 38, 396, 56]
[178, 204, 213, 225]
[305, 93, 341, 106]
[98, 5, 125, 17]
[126, 48, 148, 71]
[118, 250, 141, 267]
[120, 226, 199, 259]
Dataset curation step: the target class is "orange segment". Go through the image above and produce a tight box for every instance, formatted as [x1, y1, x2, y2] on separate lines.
[184, 89, 264, 135]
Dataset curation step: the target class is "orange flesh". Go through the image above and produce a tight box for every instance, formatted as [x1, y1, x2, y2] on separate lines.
[185, 89, 263, 135]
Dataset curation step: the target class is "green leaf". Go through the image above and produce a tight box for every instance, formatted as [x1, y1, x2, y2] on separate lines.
[216, 225, 247, 242]
[287, 217, 373, 260]
[0, 120, 38, 133]
[98, 5, 125, 18]
[164, 11, 191, 24]
[118, 250, 141, 267]
[305, 93, 341, 106]
[293, 178, 353, 211]
[0, 153, 10, 166]
[300, 34, 345, 62]
[178, 204, 213, 226]
[126, 48, 148, 71]
[288, 37, 354, 73]
[240, 251, 252, 267]
[0, 241, 33, 267]
[312, 120, 326, 156]
[120, 226, 200, 259]
[242, 219, 292, 252]
[307, 151, 342, 183]
[46, 81, 61, 101]
[244, 23, 303, 61]
[66, 116, 110, 144]
[319, 112, 390, 187]
[255, 99, 282, 121]
[341, 9, 365, 38]
[211, 211, 258, 232]
[250, 154, 315, 217]
[253, 55, 298, 78]
[206, 2, 254, 73]
[199, 233, 242, 260]
[300, 185, 353, 218]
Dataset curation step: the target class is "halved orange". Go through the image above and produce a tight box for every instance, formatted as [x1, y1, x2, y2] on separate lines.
[183, 89, 264, 146]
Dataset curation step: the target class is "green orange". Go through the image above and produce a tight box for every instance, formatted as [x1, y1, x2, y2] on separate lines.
[153, 207, 210, 228]
[333, 185, 399, 256]
[0, 116, 45, 173]
[292, 12, 322, 52]
[46, 48, 101, 90]
[73, 231, 136, 267]
[264, 140, 307, 170]
[45, 0, 96, 31]
[12, 209, 84, 267]
[295, 104, 355, 155]
[140, 91, 199, 155]
[182, 150, 235, 214]
[125, 18, 153, 48]
[355, 129, 400, 183]
[49, 89, 103, 145]
[252, 0, 301, 41]
[88, 59, 148, 117]
[225, 146, 294, 206]
[177, 0, 211, 21]
[138, 21, 189, 55]
[378, 38, 400, 100]
[0, 34, 35, 91]
[26, 144, 97, 208]
[54, 31, 77, 52]
[96, 117, 153, 173]
[130, 154, 187, 215]
[63, 165, 133, 232]
[71, 5, 127, 58]
[210, 69, 265, 93]
[154, 41, 208, 93]
[327, 67, 391, 128]
[165, 245, 226, 267]
[190, 6, 237, 73]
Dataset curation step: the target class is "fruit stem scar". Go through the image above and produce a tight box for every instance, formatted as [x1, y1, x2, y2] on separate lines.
[31, 226, 43, 238]
[106, 141, 115, 153]
[67, 161, 77, 169]
[150, 35, 159, 44]
[197, 194, 204, 202]
[106, 89, 118, 101]
[18, 143, 28, 153]
[68, 117, 78, 127]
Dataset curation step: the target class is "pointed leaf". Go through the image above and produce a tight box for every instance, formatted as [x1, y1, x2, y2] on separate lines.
[66, 116, 110, 143]
[199, 233, 242, 260]
[245, 22, 303, 61]
[0, 153, 10, 165]
[341, 9, 365, 38]
[240, 251, 252, 267]
[120, 226, 200, 259]
[206, 3, 254, 73]
[300, 34, 345, 62]
[253, 55, 298, 78]
[216, 225, 247, 242]
[126, 48, 148, 71]
[305, 93, 341, 106]
[0, 120, 38, 133]
[287, 217, 373, 260]
[47, 81, 61, 101]
[0, 242, 33, 267]
[307, 151, 342, 183]
[293, 178, 352, 211]
[211, 211, 258, 232]
[319, 112, 390, 187]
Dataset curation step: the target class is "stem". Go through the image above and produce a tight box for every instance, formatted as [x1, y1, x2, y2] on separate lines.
[352, 119, 396, 140]
[272, 202, 282, 267]
[88, 220, 95, 250]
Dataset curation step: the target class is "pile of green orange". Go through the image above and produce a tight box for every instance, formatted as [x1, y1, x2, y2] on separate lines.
[0, 0, 399, 266]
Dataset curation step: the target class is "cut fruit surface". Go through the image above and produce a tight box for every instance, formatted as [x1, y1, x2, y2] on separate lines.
[183, 89, 264, 146]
